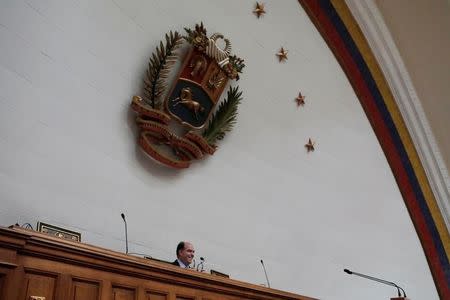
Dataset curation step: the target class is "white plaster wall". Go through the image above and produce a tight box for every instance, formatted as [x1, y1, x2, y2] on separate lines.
[0, 0, 438, 299]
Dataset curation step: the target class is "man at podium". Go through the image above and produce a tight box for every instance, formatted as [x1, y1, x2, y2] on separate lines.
[172, 241, 195, 268]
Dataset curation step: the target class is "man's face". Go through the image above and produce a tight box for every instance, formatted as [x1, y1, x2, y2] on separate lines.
[178, 242, 195, 266]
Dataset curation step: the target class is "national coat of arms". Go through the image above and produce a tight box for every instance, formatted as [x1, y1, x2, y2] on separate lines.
[131, 23, 245, 169]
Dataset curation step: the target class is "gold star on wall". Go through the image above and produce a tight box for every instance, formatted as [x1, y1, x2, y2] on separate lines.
[296, 92, 306, 107]
[305, 138, 315, 152]
[253, 2, 266, 18]
[276, 47, 288, 62]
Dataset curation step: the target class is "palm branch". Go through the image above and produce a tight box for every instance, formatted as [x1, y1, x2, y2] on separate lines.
[202, 86, 243, 145]
[143, 31, 183, 109]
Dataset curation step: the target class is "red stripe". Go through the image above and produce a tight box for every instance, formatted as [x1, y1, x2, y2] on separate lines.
[299, 1, 449, 298]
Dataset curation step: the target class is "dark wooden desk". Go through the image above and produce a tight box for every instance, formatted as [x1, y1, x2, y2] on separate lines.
[0, 226, 316, 300]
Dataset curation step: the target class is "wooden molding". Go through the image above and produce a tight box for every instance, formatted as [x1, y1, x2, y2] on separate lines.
[0, 261, 18, 269]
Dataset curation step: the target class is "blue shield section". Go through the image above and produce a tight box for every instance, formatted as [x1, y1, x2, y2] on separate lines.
[167, 79, 214, 129]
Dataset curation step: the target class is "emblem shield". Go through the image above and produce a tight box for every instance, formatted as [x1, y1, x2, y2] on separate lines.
[131, 23, 245, 169]
[166, 48, 229, 129]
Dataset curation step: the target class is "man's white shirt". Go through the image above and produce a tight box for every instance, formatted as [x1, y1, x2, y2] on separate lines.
[177, 259, 189, 268]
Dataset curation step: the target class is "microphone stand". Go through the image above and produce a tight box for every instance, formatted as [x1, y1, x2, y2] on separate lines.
[121, 213, 128, 254]
[196, 257, 205, 272]
[260, 259, 271, 288]
[344, 269, 407, 298]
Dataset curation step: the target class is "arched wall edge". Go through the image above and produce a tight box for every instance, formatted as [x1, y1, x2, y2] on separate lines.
[345, 0, 450, 243]
[297, 0, 449, 298]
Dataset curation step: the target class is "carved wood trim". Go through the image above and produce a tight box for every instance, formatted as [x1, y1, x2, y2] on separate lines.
[0, 261, 18, 269]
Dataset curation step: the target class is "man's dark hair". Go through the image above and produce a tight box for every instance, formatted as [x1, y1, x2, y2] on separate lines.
[176, 241, 185, 257]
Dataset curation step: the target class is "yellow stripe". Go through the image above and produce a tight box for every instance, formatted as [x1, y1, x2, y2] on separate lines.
[330, 0, 450, 257]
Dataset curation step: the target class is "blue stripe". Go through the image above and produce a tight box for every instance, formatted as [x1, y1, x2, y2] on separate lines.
[318, 0, 449, 283]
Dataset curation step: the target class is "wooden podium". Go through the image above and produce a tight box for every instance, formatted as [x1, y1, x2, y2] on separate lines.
[0, 226, 316, 300]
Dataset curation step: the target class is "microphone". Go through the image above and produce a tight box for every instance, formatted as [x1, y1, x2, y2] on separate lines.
[344, 268, 406, 297]
[120, 213, 128, 254]
[260, 259, 271, 288]
[196, 257, 205, 272]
